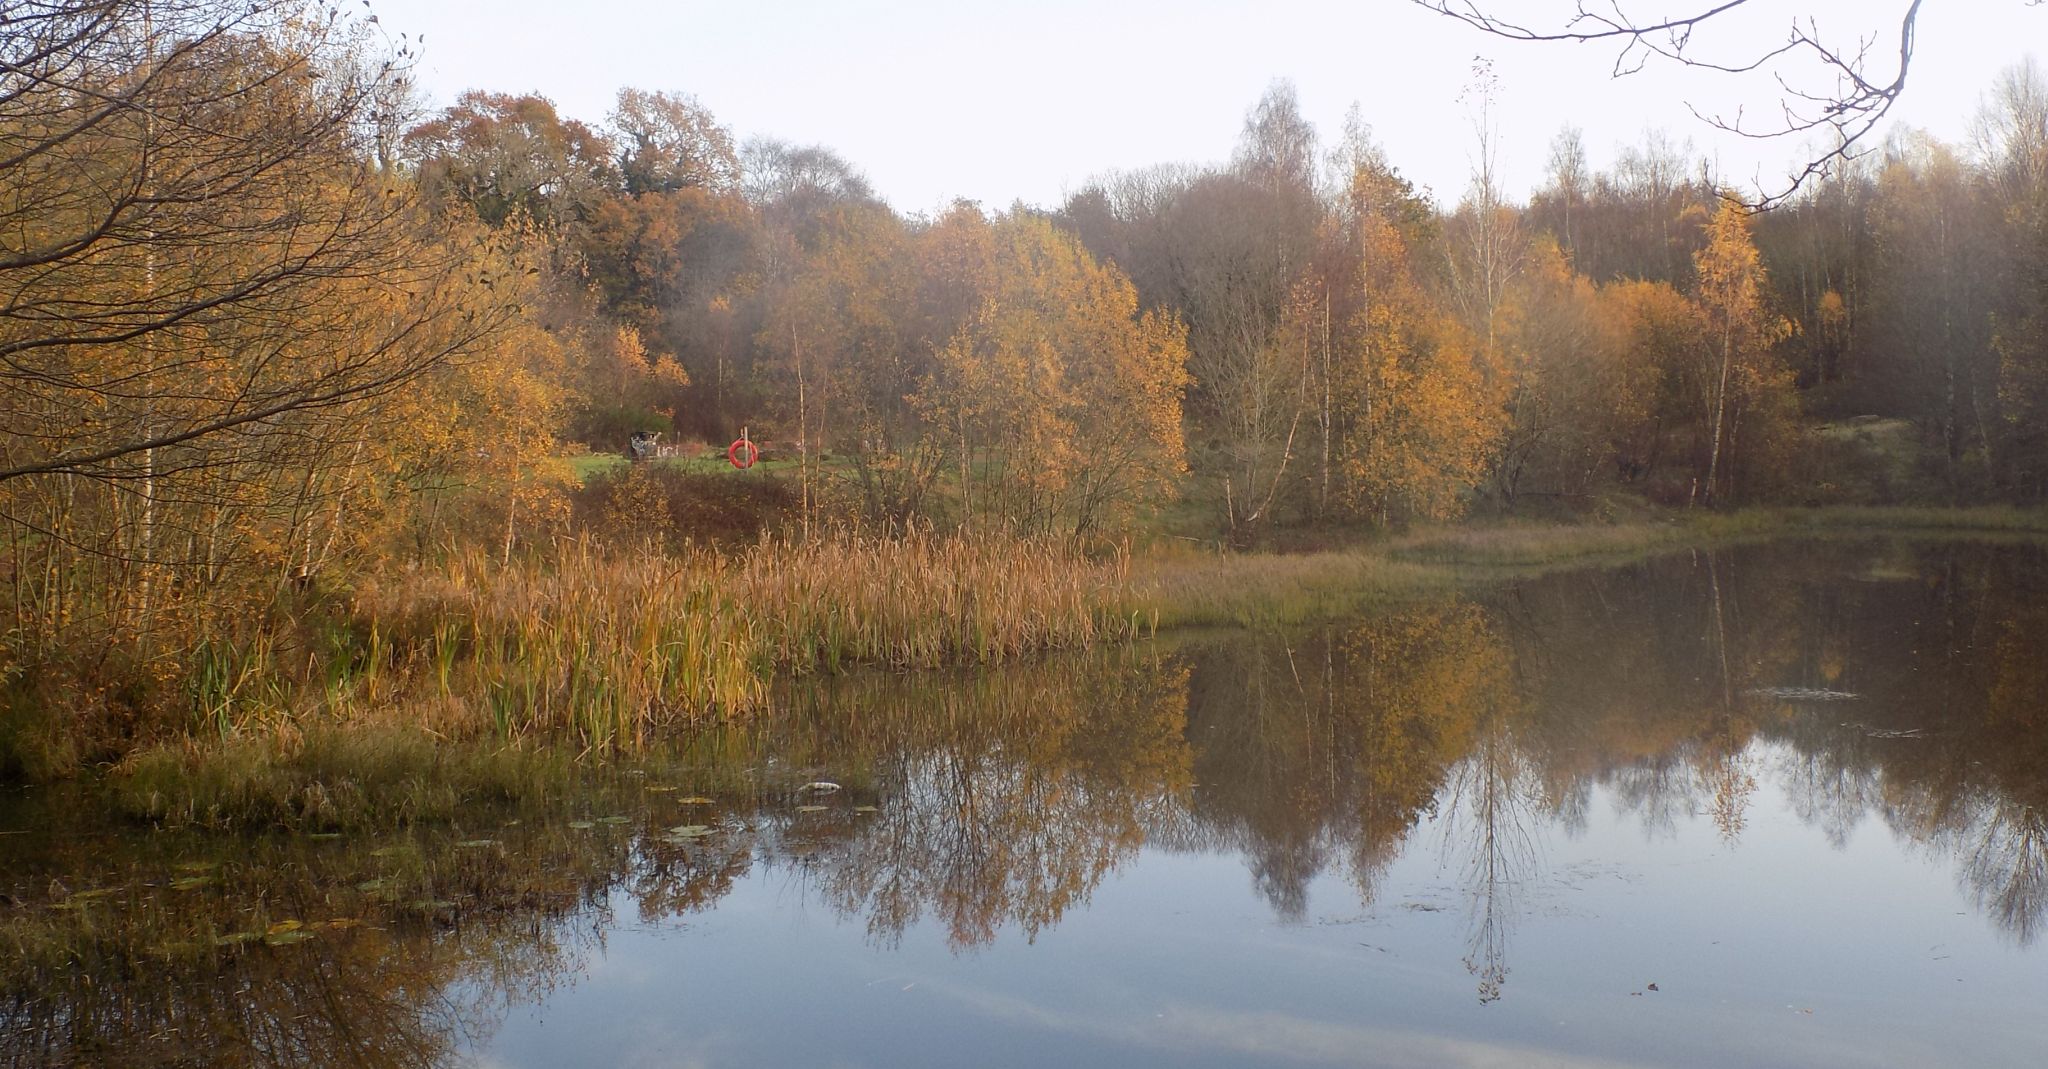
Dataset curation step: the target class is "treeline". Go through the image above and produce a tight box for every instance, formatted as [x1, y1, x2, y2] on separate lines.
[399, 73, 2048, 535]
[401, 88, 1191, 538]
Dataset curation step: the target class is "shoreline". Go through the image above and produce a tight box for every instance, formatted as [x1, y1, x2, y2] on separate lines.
[7, 505, 2046, 830]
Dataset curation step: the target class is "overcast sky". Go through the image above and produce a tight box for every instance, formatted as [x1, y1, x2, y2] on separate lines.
[364, 0, 2044, 213]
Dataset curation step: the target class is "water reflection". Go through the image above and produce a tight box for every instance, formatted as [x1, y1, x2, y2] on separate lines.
[7, 539, 2048, 1065]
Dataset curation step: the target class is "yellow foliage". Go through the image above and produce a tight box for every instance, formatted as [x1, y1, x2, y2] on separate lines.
[1336, 198, 1508, 522]
[919, 212, 1190, 536]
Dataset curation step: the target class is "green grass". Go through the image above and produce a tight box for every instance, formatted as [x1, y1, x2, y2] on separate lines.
[567, 452, 838, 484]
[1131, 505, 2048, 629]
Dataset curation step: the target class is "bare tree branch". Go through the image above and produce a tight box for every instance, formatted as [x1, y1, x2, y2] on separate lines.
[1410, 0, 1946, 208]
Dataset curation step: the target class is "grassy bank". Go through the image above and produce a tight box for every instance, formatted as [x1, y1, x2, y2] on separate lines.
[1, 529, 1144, 777]
[10, 504, 2047, 821]
[1133, 505, 2048, 628]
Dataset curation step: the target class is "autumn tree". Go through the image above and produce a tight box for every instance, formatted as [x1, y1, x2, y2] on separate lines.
[1062, 85, 1322, 539]
[918, 213, 1189, 538]
[574, 89, 753, 440]
[402, 91, 614, 228]
[1600, 276, 1704, 489]
[1690, 198, 1797, 505]
[1491, 239, 1639, 502]
[754, 195, 916, 526]
[1333, 161, 1507, 522]
[0, 3, 537, 673]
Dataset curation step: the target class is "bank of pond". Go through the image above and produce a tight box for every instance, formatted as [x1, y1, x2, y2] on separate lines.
[5, 537, 2048, 1066]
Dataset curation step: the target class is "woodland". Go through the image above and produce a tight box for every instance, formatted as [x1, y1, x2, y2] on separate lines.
[3, 1, 2048, 772]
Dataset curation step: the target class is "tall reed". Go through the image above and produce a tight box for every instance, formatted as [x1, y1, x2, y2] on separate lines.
[363, 540, 766, 749]
[732, 529, 1145, 672]
[333, 531, 1144, 750]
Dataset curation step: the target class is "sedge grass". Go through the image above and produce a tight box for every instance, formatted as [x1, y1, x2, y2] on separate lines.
[20, 504, 2047, 784]
[178, 530, 1149, 754]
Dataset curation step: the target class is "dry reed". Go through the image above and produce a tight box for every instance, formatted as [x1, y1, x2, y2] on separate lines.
[332, 531, 1144, 749]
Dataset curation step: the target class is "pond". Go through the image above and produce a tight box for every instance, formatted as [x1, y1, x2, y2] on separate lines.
[5, 539, 2046, 1068]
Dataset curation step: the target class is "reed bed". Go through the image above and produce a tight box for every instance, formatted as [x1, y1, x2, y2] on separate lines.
[325, 531, 1144, 750]
[733, 529, 1146, 672]
[41, 505, 2045, 772]
[364, 540, 768, 749]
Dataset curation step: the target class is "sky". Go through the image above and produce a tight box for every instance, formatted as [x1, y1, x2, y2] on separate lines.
[361, 1, 2045, 213]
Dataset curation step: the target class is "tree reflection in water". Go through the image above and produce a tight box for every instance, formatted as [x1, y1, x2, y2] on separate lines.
[9, 540, 2048, 1062]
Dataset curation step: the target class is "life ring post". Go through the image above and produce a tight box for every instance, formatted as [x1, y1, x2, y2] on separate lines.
[728, 427, 759, 470]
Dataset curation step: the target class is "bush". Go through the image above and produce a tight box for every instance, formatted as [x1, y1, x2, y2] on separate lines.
[570, 463, 801, 548]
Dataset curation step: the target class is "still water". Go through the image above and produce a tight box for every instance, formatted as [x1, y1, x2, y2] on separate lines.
[6, 540, 2047, 1067]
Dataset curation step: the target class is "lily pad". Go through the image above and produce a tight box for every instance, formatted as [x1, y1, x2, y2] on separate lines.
[356, 878, 392, 893]
[795, 805, 828, 813]
[677, 796, 716, 805]
[567, 821, 595, 830]
[645, 785, 678, 793]
[801, 781, 842, 793]
[170, 876, 215, 892]
[597, 815, 631, 825]
[666, 825, 714, 838]
[264, 929, 315, 947]
[214, 931, 262, 947]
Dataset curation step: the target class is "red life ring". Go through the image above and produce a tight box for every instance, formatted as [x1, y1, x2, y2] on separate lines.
[728, 438, 759, 469]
